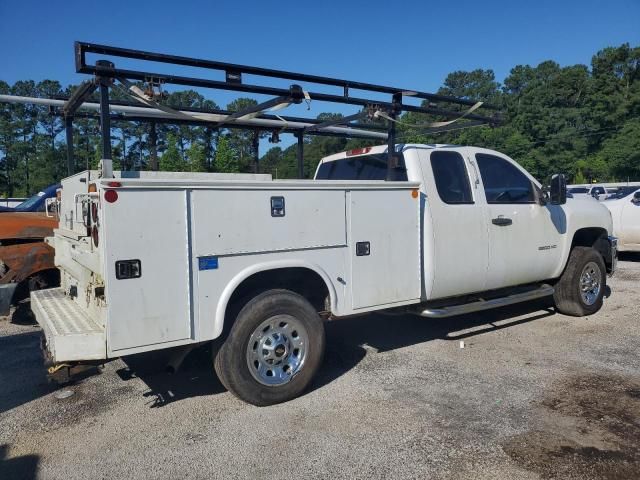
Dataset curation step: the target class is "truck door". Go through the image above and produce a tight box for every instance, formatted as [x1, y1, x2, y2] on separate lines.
[474, 151, 563, 289]
[417, 149, 489, 299]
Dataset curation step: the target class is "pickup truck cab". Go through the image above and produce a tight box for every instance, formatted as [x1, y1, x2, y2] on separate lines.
[32, 144, 616, 405]
[316, 144, 616, 301]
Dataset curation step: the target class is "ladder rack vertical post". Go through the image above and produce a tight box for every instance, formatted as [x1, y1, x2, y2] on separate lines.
[149, 121, 158, 171]
[97, 60, 114, 177]
[386, 119, 396, 181]
[252, 130, 260, 173]
[65, 115, 74, 176]
[296, 133, 304, 179]
[99, 80, 112, 161]
[386, 93, 402, 181]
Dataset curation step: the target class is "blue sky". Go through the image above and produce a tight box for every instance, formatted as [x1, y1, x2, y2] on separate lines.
[1, 0, 638, 148]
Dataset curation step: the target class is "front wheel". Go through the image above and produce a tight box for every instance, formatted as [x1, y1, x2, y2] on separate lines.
[214, 289, 325, 406]
[553, 246, 606, 316]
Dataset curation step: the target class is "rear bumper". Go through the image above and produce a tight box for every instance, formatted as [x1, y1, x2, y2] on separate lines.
[31, 288, 106, 363]
[0, 283, 18, 316]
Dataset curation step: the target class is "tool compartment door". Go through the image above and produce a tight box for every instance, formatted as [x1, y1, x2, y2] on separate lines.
[103, 189, 192, 352]
[349, 189, 421, 309]
[189, 189, 346, 255]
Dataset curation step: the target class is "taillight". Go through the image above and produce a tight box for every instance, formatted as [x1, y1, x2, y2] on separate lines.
[107, 181, 122, 187]
[104, 190, 118, 203]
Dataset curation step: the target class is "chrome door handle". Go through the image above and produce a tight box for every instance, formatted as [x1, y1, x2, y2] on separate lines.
[492, 217, 512, 226]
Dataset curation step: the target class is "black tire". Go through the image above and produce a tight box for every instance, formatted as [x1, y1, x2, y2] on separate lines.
[553, 246, 606, 316]
[214, 289, 325, 406]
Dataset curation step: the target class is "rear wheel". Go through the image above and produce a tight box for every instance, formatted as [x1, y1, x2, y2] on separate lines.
[214, 289, 325, 406]
[553, 247, 606, 316]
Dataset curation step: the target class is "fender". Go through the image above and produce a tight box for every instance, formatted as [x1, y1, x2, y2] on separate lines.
[212, 259, 339, 338]
[550, 198, 613, 279]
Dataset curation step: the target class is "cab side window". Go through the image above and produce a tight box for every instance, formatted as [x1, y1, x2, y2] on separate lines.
[430, 151, 473, 204]
[476, 153, 534, 204]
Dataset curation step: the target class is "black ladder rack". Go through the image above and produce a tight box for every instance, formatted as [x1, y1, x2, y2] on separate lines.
[63, 41, 502, 178]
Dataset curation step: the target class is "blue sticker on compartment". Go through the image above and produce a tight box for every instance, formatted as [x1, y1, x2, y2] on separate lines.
[198, 256, 219, 270]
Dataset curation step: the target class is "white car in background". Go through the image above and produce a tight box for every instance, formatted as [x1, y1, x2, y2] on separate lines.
[568, 185, 609, 200]
[604, 188, 640, 252]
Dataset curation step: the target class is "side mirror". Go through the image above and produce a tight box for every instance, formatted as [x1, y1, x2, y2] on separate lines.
[632, 191, 640, 204]
[549, 174, 567, 205]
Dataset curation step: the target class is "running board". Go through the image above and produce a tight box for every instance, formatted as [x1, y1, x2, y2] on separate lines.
[419, 285, 554, 319]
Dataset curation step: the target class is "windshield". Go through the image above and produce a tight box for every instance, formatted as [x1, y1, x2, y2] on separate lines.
[568, 187, 589, 194]
[15, 191, 46, 211]
[315, 153, 407, 181]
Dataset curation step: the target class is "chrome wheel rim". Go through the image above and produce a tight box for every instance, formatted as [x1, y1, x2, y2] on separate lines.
[246, 314, 308, 386]
[579, 261, 602, 306]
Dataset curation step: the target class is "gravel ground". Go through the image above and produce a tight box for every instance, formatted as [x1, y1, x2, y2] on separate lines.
[1, 257, 639, 480]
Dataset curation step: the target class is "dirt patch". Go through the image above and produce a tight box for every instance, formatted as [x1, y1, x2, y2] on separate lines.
[503, 374, 640, 480]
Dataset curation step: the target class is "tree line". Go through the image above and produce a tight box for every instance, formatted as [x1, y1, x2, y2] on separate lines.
[0, 43, 638, 197]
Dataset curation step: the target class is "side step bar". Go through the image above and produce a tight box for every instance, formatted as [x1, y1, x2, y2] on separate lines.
[419, 284, 554, 319]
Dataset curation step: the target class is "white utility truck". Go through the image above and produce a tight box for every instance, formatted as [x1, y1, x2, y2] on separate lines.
[32, 144, 616, 405]
[24, 42, 616, 406]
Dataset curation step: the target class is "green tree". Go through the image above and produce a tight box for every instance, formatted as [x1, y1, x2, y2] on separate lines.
[439, 69, 502, 105]
[186, 141, 208, 172]
[159, 134, 185, 171]
[226, 98, 265, 172]
[213, 136, 238, 173]
[597, 118, 640, 180]
[260, 146, 283, 176]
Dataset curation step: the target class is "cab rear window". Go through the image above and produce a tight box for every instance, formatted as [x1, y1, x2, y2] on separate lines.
[316, 153, 407, 181]
[430, 151, 473, 204]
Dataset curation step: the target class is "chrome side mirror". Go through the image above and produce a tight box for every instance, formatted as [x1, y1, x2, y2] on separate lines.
[632, 191, 640, 204]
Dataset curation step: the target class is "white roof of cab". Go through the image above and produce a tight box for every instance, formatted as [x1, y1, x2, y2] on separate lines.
[320, 144, 461, 163]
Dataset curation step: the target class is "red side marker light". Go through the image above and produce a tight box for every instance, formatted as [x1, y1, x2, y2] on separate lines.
[107, 181, 122, 187]
[104, 189, 118, 203]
